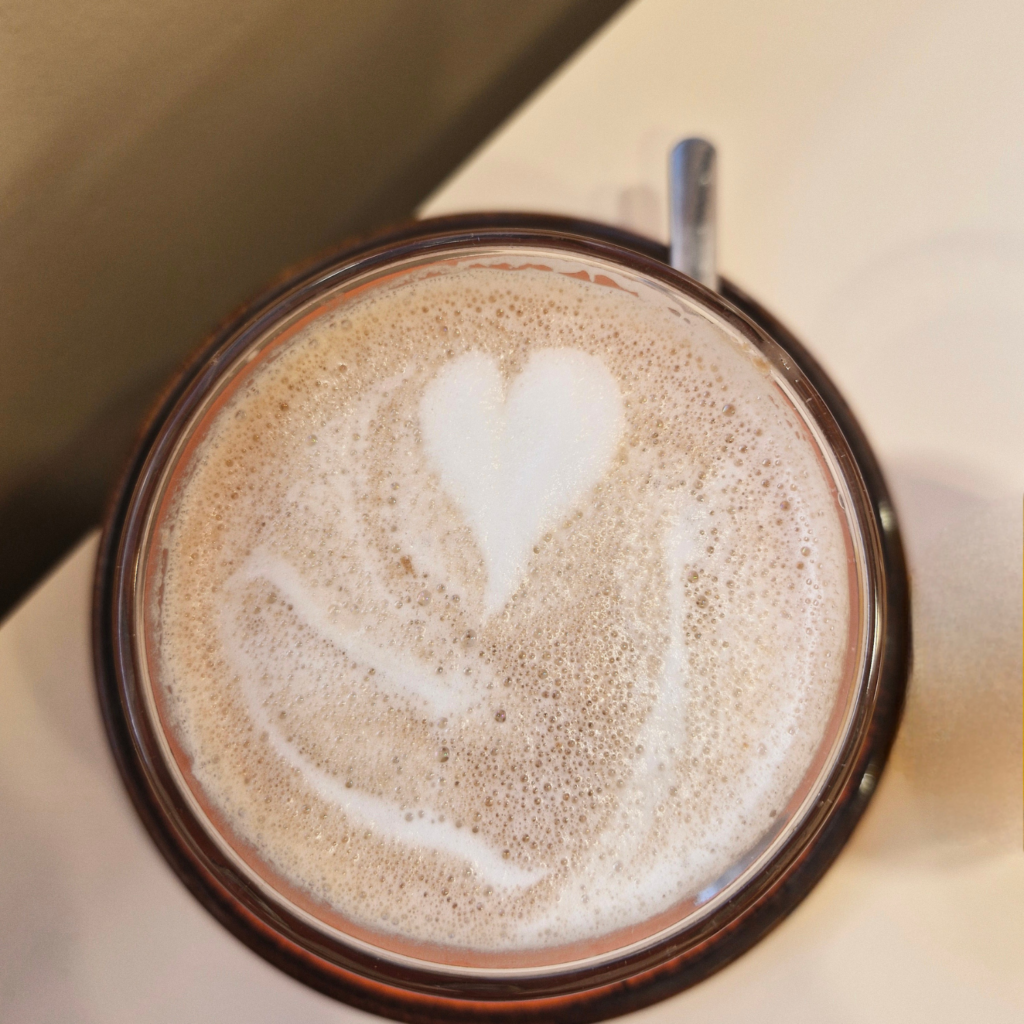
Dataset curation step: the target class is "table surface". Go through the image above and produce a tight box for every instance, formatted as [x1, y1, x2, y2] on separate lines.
[2, 1, 1021, 1020]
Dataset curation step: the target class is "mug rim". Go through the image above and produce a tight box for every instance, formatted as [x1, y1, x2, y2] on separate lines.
[93, 212, 910, 1023]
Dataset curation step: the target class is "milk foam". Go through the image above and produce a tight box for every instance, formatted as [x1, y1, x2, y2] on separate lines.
[420, 348, 624, 616]
[154, 263, 850, 952]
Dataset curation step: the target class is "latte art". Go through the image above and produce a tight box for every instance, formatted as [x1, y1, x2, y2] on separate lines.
[420, 348, 624, 617]
[153, 263, 850, 953]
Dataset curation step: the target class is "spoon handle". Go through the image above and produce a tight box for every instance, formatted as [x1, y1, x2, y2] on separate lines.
[669, 138, 717, 290]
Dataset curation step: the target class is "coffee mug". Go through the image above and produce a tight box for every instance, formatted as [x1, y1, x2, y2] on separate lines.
[94, 146, 908, 1022]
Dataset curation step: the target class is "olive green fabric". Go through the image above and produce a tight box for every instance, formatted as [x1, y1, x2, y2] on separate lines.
[0, 0, 628, 617]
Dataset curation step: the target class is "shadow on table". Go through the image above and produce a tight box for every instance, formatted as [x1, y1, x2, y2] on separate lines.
[852, 455, 1023, 862]
[0, 367, 171, 621]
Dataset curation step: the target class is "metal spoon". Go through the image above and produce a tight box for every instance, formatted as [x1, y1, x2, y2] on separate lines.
[669, 137, 717, 290]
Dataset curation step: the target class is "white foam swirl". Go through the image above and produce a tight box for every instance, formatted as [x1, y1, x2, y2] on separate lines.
[223, 550, 542, 890]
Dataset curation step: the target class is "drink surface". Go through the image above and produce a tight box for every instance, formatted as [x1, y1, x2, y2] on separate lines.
[152, 261, 850, 955]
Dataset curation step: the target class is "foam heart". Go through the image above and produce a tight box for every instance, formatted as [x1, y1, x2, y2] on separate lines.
[420, 348, 624, 616]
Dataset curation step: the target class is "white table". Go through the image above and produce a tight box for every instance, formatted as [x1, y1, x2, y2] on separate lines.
[2, 1, 1021, 1020]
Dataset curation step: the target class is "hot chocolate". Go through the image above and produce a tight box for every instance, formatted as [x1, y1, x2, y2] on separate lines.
[149, 259, 851, 955]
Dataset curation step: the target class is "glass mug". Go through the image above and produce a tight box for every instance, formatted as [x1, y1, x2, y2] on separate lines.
[94, 205, 909, 1021]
